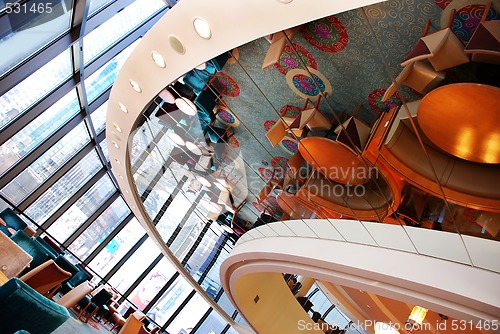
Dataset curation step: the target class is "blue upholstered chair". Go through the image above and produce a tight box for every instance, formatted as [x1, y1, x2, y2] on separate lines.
[10, 231, 52, 272]
[210, 52, 230, 71]
[0, 208, 27, 236]
[0, 277, 70, 334]
[183, 70, 208, 95]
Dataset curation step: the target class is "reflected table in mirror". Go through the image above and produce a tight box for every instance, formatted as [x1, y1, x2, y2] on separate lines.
[417, 83, 500, 164]
[298, 137, 370, 185]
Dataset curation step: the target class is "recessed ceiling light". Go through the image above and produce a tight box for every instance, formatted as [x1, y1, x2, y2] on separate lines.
[129, 80, 142, 92]
[125, 189, 129, 193]
[114, 159, 121, 165]
[159, 88, 175, 104]
[111, 141, 120, 149]
[185, 141, 202, 155]
[168, 131, 185, 146]
[278, 0, 293, 3]
[169, 34, 185, 54]
[118, 103, 128, 113]
[175, 97, 197, 116]
[112, 133, 121, 141]
[113, 124, 122, 133]
[193, 18, 212, 39]
[118, 174, 124, 180]
[151, 51, 166, 68]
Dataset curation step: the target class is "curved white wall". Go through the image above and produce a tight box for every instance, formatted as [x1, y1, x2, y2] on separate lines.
[221, 220, 500, 333]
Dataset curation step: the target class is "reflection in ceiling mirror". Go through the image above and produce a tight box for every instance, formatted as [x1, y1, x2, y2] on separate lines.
[198, 176, 211, 187]
[175, 97, 197, 116]
[159, 88, 175, 104]
[167, 131, 186, 146]
[185, 141, 202, 155]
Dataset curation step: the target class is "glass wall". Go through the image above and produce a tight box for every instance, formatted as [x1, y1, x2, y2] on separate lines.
[0, 0, 246, 332]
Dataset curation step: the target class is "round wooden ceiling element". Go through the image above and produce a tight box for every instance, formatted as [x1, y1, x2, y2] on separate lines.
[418, 83, 500, 164]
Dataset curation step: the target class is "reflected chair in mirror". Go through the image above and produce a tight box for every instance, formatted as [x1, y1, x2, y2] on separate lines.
[465, 2, 500, 64]
[300, 95, 331, 133]
[266, 119, 288, 146]
[401, 10, 470, 71]
[210, 51, 230, 71]
[262, 27, 300, 69]
[182, 71, 208, 95]
[19, 259, 72, 297]
[77, 287, 113, 323]
[382, 60, 446, 102]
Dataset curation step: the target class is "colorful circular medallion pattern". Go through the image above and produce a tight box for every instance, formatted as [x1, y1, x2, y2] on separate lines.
[226, 135, 240, 148]
[369, 88, 400, 114]
[302, 15, 349, 53]
[264, 120, 276, 131]
[454, 4, 499, 41]
[212, 72, 240, 97]
[280, 105, 302, 118]
[271, 156, 289, 173]
[279, 137, 298, 155]
[258, 167, 274, 180]
[274, 43, 318, 75]
[286, 67, 332, 100]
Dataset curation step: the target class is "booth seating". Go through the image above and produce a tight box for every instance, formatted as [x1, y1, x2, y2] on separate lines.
[0, 277, 70, 334]
[10, 230, 52, 273]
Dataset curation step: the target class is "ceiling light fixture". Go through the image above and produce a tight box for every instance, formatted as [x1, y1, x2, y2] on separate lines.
[175, 97, 197, 116]
[185, 141, 202, 155]
[113, 124, 122, 133]
[151, 51, 166, 68]
[169, 34, 185, 54]
[114, 159, 121, 165]
[278, 0, 293, 3]
[167, 131, 185, 146]
[129, 80, 142, 92]
[193, 18, 212, 39]
[111, 141, 120, 149]
[118, 103, 128, 113]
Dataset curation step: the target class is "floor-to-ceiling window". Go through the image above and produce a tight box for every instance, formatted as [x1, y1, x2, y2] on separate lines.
[0, 0, 242, 331]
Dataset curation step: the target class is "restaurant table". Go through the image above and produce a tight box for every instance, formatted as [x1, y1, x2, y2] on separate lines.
[298, 137, 370, 185]
[418, 83, 500, 164]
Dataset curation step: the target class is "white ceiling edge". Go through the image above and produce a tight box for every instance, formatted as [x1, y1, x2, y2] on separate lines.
[105, 0, 386, 327]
